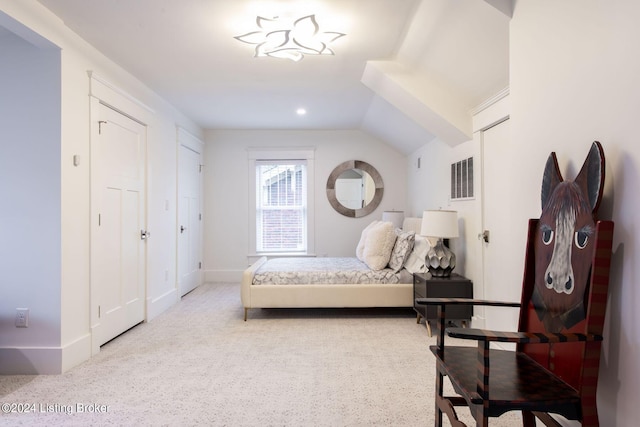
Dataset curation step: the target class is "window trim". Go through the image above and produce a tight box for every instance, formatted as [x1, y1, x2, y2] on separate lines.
[248, 147, 315, 256]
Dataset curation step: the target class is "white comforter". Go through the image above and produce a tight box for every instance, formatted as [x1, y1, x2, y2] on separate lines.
[252, 257, 411, 285]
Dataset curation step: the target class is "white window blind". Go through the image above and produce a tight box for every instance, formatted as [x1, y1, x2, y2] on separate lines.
[255, 160, 307, 252]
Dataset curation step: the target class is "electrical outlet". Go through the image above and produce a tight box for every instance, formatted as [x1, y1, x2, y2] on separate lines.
[15, 308, 29, 328]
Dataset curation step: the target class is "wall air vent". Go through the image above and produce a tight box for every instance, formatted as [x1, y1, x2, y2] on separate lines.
[451, 157, 474, 200]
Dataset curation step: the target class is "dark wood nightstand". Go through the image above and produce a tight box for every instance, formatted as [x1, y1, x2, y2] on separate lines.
[413, 272, 473, 336]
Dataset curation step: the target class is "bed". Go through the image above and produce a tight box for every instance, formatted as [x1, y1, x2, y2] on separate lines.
[241, 218, 431, 320]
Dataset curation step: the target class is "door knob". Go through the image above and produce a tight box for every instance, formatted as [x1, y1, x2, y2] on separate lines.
[140, 229, 150, 240]
[180, 225, 186, 233]
[478, 230, 490, 243]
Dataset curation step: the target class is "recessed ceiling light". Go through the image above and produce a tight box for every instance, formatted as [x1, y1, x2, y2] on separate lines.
[296, 108, 307, 116]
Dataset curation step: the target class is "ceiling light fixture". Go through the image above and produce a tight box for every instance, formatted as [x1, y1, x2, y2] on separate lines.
[234, 14, 346, 62]
[296, 108, 307, 116]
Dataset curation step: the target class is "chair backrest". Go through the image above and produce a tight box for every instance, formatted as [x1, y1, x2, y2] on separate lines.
[517, 142, 614, 393]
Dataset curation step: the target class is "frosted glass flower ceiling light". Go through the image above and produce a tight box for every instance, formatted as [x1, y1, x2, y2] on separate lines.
[234, 14, 346, 62]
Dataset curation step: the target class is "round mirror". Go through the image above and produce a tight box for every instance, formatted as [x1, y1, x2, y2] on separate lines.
[326, 160, 383, 217]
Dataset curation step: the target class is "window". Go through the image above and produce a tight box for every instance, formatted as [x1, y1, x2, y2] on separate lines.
[248, 148, 315, 255]
[255, 161, 307, 252]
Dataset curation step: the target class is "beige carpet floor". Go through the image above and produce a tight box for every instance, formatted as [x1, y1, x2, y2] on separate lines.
[0, 282, 523, 426]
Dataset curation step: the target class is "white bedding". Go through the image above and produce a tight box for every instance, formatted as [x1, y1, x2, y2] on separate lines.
[252, 257, 411, 286]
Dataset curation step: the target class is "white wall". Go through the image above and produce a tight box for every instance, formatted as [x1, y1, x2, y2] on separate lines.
[0, 2, 202, 373]
[406, 137, 482, 282]
[406, 139, 450, 216]
[510, 2, 640, 425]
[0, 29, 61, 372]
[203, 129, 408, 280]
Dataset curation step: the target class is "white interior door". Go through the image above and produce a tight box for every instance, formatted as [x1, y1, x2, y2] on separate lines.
[92, 103, 146, 348]
[177, 139, 202, 296]
[481, 118, 520, 336]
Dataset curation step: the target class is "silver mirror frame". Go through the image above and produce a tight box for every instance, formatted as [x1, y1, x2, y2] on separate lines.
[326, 160, 384, 218]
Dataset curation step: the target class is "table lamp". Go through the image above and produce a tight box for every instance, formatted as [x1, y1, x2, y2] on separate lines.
[382, 210, 405, 229]
[420, 210, 459, 277]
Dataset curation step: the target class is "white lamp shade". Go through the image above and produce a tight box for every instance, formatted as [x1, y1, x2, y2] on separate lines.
[402, 217, 423, 234]
[420, 210, 459, 238]
[382, 211, 405, 229]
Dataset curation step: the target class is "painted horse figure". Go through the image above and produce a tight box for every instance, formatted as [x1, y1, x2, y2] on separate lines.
[532, 142, 605, 332]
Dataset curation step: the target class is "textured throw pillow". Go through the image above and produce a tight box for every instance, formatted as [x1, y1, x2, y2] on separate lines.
[403, 235, 432, 274]
[362, 221, 397, 270]
[388, 229, 416, 272]
[356, 220, 379, 261]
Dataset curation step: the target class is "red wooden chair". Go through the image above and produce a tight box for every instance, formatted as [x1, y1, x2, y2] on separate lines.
[417, 142, 614, 426]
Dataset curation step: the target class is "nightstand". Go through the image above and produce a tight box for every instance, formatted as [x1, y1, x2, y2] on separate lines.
[413, 272, 473, 336]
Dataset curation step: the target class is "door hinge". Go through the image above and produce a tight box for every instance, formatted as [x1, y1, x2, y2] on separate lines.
[199, 164, 203, 173]
[199, 262, 202, 269]
[98, 213, 101, 226]
[98, 120, 107, 134]
[98, 305, 101, 318]
[199, 213, 202, 221]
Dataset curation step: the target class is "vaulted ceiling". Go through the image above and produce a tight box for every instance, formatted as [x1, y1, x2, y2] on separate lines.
[35, 0, 510, 154]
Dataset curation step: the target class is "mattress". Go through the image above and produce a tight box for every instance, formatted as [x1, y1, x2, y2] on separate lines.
[252, 257, 412, 286]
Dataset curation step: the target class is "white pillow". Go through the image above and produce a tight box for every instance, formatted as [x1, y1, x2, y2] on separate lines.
[403, 235, 432, 274]
[362, 221, 397, 270]
[356, 220, 379, 261]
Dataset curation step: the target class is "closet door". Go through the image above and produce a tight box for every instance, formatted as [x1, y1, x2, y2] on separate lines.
[177, 130, 203, 296]
[92, 102, 147, 348]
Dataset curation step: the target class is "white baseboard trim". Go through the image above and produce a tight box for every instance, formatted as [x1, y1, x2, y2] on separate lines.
[471, 315, 485, 329]
[0, 347, 61, 374]
[204, 270, 244, 283]
[62, 333, 92, 372]
[0, 333, 93, 375]
[147, 287, 179, 321]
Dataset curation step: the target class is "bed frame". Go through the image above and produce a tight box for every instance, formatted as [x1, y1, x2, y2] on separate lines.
[241, 256, 414, 321]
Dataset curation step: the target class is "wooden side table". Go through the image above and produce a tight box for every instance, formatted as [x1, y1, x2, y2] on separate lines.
[413, 272, 473, 336]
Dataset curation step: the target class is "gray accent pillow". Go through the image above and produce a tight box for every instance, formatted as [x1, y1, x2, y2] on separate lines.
[388, 229, 415, 272]
[404, 235, 431, 274]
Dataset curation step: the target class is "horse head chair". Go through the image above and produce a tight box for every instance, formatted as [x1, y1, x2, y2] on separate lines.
[533, 142, 605, 332]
